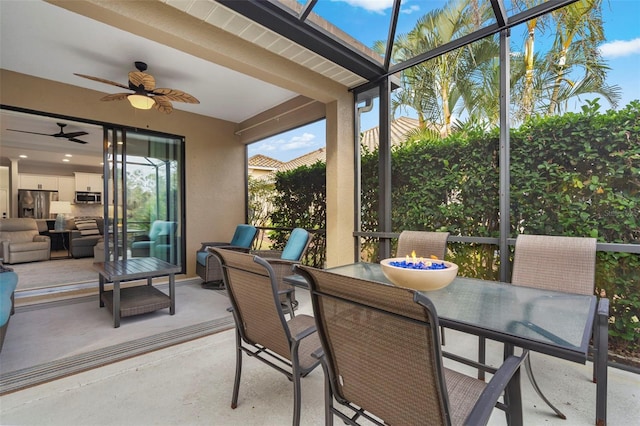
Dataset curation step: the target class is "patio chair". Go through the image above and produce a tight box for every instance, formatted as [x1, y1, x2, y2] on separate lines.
[396, 230, 450, 260]
[509, 234, 597, 419]
[209, 248, 322, 426]
[296, 265, 526, 426]
[196, 224, 257, 288]
[251, 228, 313, 317]
[396, 230, 450, 343]
[130, 220, 177, 262]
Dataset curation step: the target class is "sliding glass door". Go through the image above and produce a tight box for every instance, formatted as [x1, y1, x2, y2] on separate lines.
[103, 127, 184, 269]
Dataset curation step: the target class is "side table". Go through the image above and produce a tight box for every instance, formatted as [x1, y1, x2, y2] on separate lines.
[49, 230, 72, 259]
[93, 257, 181, 328]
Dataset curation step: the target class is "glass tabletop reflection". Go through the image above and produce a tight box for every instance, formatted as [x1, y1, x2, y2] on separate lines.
[300, 262, 597, 357]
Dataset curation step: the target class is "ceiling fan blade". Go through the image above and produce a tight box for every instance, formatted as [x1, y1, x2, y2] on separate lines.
[68, 137, 88, 144]
[100, 93, 130, 102]
[74, 73, 130, 90]
[61, 131, 89, 138]
[129, 71, 155, 91]
[152, 88, 200, 104]
[6, 128, 54, 136]
[152, 96, 174, 114]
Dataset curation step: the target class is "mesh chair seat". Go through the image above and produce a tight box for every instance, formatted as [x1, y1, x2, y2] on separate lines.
[298, 265, 525, 426]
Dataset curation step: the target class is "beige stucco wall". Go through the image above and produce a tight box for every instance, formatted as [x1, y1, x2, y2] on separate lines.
[1, 70, 245, 278]
[4, 0, 357, 273]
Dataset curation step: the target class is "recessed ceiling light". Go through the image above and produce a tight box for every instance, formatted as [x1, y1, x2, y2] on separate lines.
[19, 154, 27, 158]
[62, 159, 70, 162]
[65, 154, 72, 157]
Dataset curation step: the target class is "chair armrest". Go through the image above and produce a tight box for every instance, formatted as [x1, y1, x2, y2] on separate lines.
[155, 235, 171, 245]
[266, 259, 300, 282]
[251, 249, 284, 259]
[199, 241, 231, 251]
[265, 258, 300, 266]
[207, 245, 251, 254]
[33, 235, 50, 243]
[311, 346, 325, 360]
[466, 353, 526, 424]
[292, 323, 317, 341]
[278, 287, 295, 297]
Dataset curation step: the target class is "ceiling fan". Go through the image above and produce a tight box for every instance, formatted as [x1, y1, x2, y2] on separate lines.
[6, 122, 89, 144]
[74, 61, 200, 114]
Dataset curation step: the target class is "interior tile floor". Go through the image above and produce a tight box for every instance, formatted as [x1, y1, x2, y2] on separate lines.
[1, 285, 638, 425]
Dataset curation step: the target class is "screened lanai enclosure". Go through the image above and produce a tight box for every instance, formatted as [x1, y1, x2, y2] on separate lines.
[234, 0, 638, 356]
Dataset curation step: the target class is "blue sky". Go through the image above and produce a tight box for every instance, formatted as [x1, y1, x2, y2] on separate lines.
[248, 0, 640, 162]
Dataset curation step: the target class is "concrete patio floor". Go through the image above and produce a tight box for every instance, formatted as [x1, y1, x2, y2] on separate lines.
[1, 288, 638, 425]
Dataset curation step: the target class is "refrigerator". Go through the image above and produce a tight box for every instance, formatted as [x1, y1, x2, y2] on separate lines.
[18, 190, 59, 219]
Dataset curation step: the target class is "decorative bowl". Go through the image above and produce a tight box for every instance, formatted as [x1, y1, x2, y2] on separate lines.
[380, 257, 458, 291]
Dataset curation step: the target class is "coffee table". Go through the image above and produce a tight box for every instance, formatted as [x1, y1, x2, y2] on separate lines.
[93, 257, 181, 328]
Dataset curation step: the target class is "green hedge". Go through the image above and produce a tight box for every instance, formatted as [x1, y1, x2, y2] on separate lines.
[271, 100, 640, 353]
[269, 162, 326, 268]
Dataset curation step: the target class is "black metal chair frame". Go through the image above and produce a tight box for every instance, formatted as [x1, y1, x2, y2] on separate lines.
[211, 248, 322, 426]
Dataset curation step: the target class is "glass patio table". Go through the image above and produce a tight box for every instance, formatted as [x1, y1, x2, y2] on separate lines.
[286, 262, 609, 425]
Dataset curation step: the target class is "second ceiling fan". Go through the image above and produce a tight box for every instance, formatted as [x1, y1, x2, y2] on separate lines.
[7, 122, 88, 144]
[75, 61, 200, 114]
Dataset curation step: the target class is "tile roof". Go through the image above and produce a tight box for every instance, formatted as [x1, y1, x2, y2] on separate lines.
[248, 117, 420, 178]
[360, 116, 421, 152]
[248, 154, 283, 169]
[279, 147, 326, 172]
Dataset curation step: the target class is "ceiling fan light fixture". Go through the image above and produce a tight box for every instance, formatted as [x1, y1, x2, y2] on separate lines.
[127, 94, 155, 110]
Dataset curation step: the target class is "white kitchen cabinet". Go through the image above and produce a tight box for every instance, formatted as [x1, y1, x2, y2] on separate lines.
[19, 174, 58, 191]
[74, 172, 103, 192]
[57, 176, 76, 202]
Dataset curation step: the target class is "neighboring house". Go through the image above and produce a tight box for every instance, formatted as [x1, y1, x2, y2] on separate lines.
[249, 116, 421, 181]
[360, 116, 421, 152]
[248, 154, 284, 180]
[279, 148, 327, 173]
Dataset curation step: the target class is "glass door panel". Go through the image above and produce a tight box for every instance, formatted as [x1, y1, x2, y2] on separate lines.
[103, 128, 184, 268]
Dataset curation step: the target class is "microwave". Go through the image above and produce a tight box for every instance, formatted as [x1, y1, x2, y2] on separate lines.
[75, 191, 102, 204]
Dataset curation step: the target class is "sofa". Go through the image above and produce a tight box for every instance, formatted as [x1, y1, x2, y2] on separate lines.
[0, 218, 51, 264]
[0, 265, 18, 352]
[66, 217, 105, 258]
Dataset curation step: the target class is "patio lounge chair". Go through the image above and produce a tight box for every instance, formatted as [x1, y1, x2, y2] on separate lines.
[296, 264, 526, 426]
[509, 234, 597, 419]
[196, 224, 257, 288]
[209, 248, 322, 426]
[251, 228, 313, 317]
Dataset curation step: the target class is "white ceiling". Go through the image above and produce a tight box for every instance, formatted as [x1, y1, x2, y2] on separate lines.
[0, 0, 364, 168]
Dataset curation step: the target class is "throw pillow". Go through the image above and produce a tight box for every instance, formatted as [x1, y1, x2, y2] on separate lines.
[75, 218, 100, 236]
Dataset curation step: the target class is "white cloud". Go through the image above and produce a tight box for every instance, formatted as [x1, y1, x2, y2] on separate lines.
[401, 5, 420, 15]
[249, 132, 318, 157]
[281, 132, 317, 151]
[334, 0, 394, 13]
[599, 38, 640, 58]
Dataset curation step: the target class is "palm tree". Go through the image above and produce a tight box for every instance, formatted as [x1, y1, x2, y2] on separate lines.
[376, 0, 508, 135]
[377, 0, 498, 136]
[546, 0, 620, 114]
[511, 0, 619, 119]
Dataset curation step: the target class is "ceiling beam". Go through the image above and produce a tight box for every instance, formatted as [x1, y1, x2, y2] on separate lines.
[217, 0, 386, 81]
